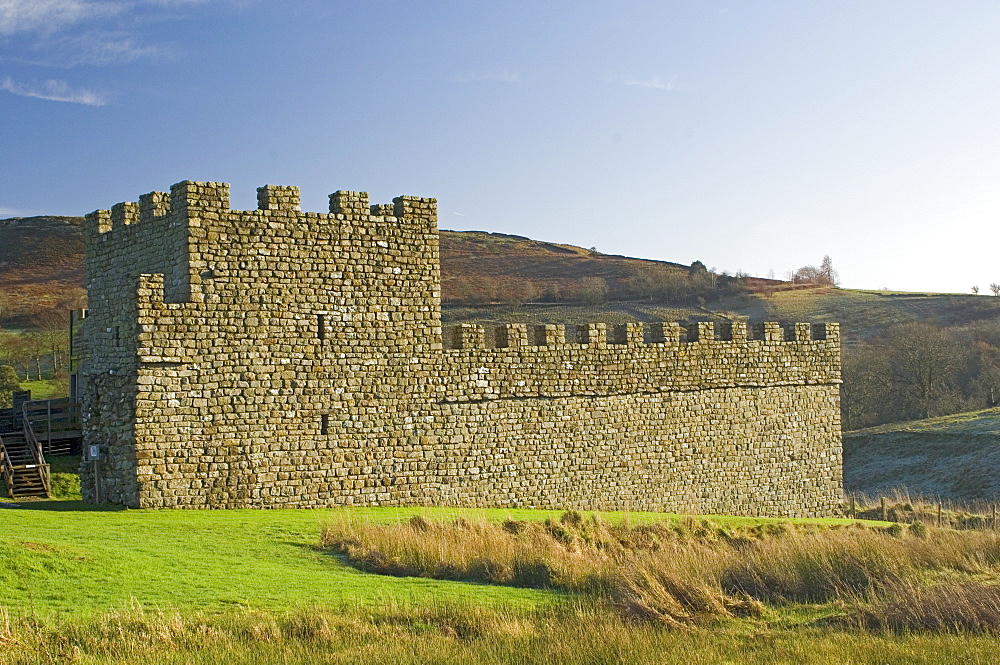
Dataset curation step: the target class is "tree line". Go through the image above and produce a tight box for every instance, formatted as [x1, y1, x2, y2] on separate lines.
[445, 261, 751, 307]
[0, 308, 72, 408]
[842, 320, 1000, 430]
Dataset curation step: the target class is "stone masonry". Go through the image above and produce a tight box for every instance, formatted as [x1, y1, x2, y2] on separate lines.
[79, 181, 843, 515]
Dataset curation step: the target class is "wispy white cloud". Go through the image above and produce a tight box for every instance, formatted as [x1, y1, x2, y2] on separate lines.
[15, 31, 169, 66]
[0, 0, 225, 36]
[0, 0, 122, 36]
[0, 0, 228, 62]
[0, 75, 107, 105]
[622, 75, 678, 91]
[0, 0, 240, 103]
[452, 69, 521, 84]
[76, 32, 164, 64]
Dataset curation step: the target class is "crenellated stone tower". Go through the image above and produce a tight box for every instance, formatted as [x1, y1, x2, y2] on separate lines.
[80, 181, 843, 515]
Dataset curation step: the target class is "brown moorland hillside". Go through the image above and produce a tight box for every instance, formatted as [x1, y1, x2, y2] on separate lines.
[0, 216, 777, 324]
[4, 216, 1000, 345]
[440, 229, 793, 304]
[442, 230, 683, 301]
[0, 216, 86, 326]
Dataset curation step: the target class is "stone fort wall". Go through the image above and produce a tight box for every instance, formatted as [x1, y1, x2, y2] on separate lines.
[79, 181, 842, 515]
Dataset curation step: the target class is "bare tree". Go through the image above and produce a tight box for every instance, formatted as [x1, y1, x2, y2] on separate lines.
[21, 333, 48, 382]
[32, 308, 70, 372]
[792, 265, 823, 284]
[820, 255, 840, 286]
[973, 285, 980, 295]
[990, 283, 1000, 297]
[841, 344, 892, 429]
[968, 340, 1000, 407]
[577, 276, 609, 305]
[792, 256, 838, 286]
[886, 323, 965, 420]
[2, 334, 33, 381]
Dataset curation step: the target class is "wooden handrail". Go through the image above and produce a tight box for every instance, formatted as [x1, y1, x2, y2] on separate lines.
[38, 463, 50, 497]
[24, 398, 80, 410]
[21, 403, 45, 463]
[0, 437, 14, 495]
[20, 401, 51, 496]
[22, 399, 82, 455]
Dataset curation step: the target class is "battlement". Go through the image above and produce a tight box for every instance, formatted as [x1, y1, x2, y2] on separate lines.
[85, 181, 438, 238]
[330, 190, 369, 215]
[442, 321, 839, 349]
[437, 320, 840, 402]
[257, 185, 301, 211]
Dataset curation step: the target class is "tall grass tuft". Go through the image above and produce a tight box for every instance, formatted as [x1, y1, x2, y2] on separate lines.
[720, 528, 916, 602]
[322, 512, 1000, 630]
[854, 581, 1000, 633]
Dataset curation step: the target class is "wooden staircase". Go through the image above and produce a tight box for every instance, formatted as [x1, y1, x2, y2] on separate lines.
[0, 428, 50, 498]
[0, 392, 79, 499]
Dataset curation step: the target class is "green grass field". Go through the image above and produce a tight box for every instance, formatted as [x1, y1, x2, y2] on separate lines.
[756, 288, 998, 341]
[3, 482, 999, 665]
[0, 495, 880, 617]
[18, 378, 66, 401]
[0, 505, 563, 616]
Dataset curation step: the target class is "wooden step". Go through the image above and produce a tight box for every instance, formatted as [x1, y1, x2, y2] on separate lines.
[2, 417, 52, 497]
[10, 467, 49, 497]
[11, 487, 48, 497]
[12, 489, 48, 498]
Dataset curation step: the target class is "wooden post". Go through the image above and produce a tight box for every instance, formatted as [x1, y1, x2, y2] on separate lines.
[850, 495, 856, 520]
[993, 505, 997, 530]
[937, 503, 942, 527]
[880, 497, 886, 522]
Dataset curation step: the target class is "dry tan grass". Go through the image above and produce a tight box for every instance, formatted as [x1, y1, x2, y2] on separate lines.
[854, 581, 1000, 632]
[322, 512, 1000, 631]
[847, 491, 1000, 530]
[8, 601, 1000, 665]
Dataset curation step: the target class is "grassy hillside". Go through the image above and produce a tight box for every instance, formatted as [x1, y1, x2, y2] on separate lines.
[444, 287, 1000, 346]
[844, 407, 1000, 502]
[754, 287, 1000, 345]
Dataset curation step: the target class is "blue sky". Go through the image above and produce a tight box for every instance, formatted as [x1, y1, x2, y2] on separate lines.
[2, 1, 1000, 293]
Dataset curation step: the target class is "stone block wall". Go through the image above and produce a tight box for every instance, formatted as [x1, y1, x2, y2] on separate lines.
[80, 181, 842, 516]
